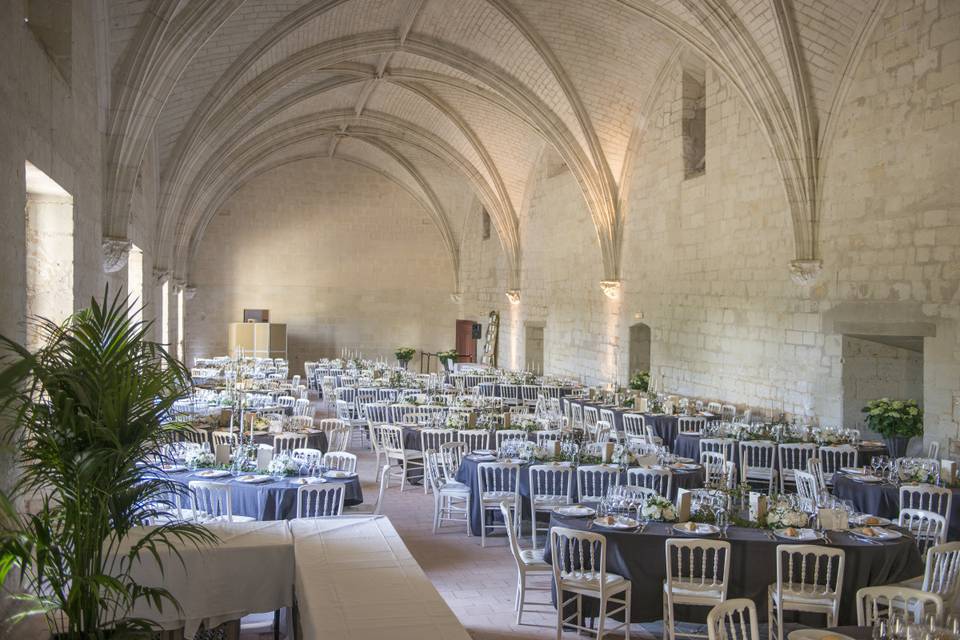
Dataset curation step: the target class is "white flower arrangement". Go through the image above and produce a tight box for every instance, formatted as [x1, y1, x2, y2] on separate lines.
[898, 463, 935, 484]
[641, 495, 678, 522]
[445, 413, 466, 428]
[184, 448, 215, 468]
[765, 499, 809, 529]
[268, 454, 300, 476]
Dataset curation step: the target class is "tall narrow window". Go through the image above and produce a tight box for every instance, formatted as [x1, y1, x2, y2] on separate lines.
[127, 244, 143, 325]
[25, 161, 73, 352]
[681, 67, 706, 178]
[481, 209, 491, 240]
[161, 279, 170, 348]
[176, 287, 185, 362]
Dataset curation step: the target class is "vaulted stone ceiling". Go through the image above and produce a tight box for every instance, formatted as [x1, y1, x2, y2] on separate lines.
[103, 0, 886, 290]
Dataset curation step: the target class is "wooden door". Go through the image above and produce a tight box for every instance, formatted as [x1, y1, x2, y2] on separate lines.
[456, 320, 477, 363]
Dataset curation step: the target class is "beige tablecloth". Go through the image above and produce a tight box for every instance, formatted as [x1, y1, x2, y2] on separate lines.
[290, 516, 470, 639]
[122, 520, 294, 638]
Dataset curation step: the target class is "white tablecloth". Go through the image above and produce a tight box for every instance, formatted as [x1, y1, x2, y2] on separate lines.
[122, 520, 294, 638]
[290, 516, 470, 639]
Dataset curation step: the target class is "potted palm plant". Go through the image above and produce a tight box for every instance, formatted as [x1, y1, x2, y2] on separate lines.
[862, 397, 923, 458]
[0, 289, 216, 638]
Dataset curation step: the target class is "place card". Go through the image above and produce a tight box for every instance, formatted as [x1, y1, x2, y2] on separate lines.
[638, 396, 648, 412]
[214, 443, 231, 466]
[675, 488, 692, 522]
[256, 445, 273, 470]
[818, 508, 848, 531]
[601, 442, 615, 463]
[548, 440, 561, 458]
[749, 492, 767, 523]
[941, 460, 957, 484]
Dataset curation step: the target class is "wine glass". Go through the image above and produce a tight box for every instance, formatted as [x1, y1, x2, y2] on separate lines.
[871, 456, 882, 477]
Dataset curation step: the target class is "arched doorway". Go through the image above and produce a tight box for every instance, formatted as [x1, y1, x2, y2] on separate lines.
[628, 323, 651, 376]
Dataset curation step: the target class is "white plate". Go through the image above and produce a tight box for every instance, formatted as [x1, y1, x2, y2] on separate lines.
[850, 527, 902, 541]
[471, 455, 497, 461]
[669, 463, 700, 470]
[852, 475, 883, 483]
[291, 477, 326, 485]
[840, 467, 866, 475]
[676, 457, 695, 463]
[161, 465, 188, 473]
[194, 469, 231, 478]
[851, 514, 891, 527]
[473, 449, 495, 455]
[774, 528, 819, 541]
[673, 522, 720, 536]
[555, 505, 596, 517]
[235, 474, 272, 484]
[787, 630, 854, 640]
[324, 470, 356, 479]
[593, 516, 639, 529]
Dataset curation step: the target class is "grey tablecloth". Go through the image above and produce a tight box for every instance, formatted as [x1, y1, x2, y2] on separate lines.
[833, 473, 960, 541]
[566, 399, 682, 448]
[543, 514, 923, 625]
[164, 469, 362, 519]
[455, 456, 704, 537]
[252, 430, 328, 453]
[674, 436, 887, 469]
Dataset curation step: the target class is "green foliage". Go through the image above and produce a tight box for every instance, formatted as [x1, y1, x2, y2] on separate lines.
[394, 347, 416, 363]
[628, 371, 649, 391]
[861, 397, 923, 438]
[436, 349, 459, 370]
[0, 288, 217, 638]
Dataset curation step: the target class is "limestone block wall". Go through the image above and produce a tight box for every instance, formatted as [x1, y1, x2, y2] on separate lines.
[457, 0, 960, 450]
[841, 336, 924, 434]
[185, 158, 460, 374]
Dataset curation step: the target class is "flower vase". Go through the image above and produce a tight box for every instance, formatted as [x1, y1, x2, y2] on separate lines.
[885, 436, 910, 458]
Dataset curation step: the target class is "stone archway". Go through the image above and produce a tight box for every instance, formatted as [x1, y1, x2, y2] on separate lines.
[628, 322, 651, 376]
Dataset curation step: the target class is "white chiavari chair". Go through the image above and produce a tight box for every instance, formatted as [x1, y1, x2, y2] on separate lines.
[900, 508, 947, 558]
[583, 406, 599, 440]
[678, 417, 707, 436]
[706, 598, 759, 640]
[645, 425, 663, 446]
[326, 426, 351, 452]
[181, 428, 210, 450]
[286, 415, 313, 431]
[571, 402, 584, 431]
[295, 483, 345, 518]
[419, 428, 456, 494]
[576, 464, 620, 505]
[477, 461, 520, 547]
[901, 484, 953, 533]
[818, 445, 858, 486]
[767, 545, 845, 640]
[706, 402, 722, 415]
[534, 430, 562, 447]
[345, 464, 391, 516]
[425, 449, 471, 536]
[291, 447, 322, 466]
[458, 429, 490, 452]
[778, 443, 817, 493]
[806, 457, 827, 494]
[739, 440, 777, 494]
[663, 538, 731, 640]
[211, 430, 238, 447]
[700, 437, 735, 462]
[381, 425, 424, 492]
[550, 527, 631, 640]
[928, 440, 941, 459]
[701, 451, 727, 488]
[495, 429, 527, 451]
[500, 384, 521, 407]
[500, 501, 552, 624]
[720, 404, 737, 422]
[321, 451, 357, 473]
[520, 385, 540, 408]
[277, 395, 296, 410]
[188, 481, 254, 523]
[626, 466, 673, 498]
[595, 420, 613, 444]
[794, 470, 821, 512]
[273, 432, 307, 454]
[528, 464, 574, 548]
[293, 398, 311, 417]
[438, 441, 467, 479]
[856, 586, 943, 626]
[376, 388, 398, 403]
[622, 413, 646, 445]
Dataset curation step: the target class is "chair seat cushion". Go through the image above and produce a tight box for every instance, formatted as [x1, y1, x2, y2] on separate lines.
[533, 494, 571, 506]
[482, 490, 516, 502]
[520, 549, 549, 567]
[769, 584, 838, 608]
[663, 582, 725, 601]
[560, 572, 629, 591]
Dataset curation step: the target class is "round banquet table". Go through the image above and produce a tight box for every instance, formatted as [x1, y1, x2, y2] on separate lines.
[789, 627, 871, 640]
[455, 455, 704, 537]
[673, 436, 887, 468]
[161, 469, 363, 520]
[833, 472, 960, 541]
[566, 399, 684, 449]
[543, 514, 924, 625]
[197, 427, 328, 453]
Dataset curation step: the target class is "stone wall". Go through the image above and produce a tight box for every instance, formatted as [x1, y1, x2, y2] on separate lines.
[841, 336, 924, 436]
[185, 158, 461, 375]
[457, 0, 960, 451]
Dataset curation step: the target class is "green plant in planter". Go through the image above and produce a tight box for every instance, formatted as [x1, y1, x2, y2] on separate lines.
[862, 397, 923, 457]
[0, 290, 217, 638]
[394, 347, 416, 367]
[436, 349, 459, 371]
[628, 371, 650, 392]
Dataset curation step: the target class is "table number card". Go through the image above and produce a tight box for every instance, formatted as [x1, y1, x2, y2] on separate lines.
[256, 445, 273, 471]
[549, 440, 561, 458]
[601, 442, 615, 463]
[215, 443, 231, 466]
[675, 488, 692, 522]
[638, 397, 649, 412]
[468, 412, 477, 428]
[818, 508, 848, 530]
[942, 460, 957, 484]
[749, 492, 767, 523]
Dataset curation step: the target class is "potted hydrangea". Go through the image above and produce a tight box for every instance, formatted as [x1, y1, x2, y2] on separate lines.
[765, 498, 809, 529]
[862, 398, 923, 458]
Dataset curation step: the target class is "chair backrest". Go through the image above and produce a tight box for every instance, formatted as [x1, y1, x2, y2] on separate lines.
[182, 428, 210, 449]
[420, 428, 455, 452]
[856, 585, 943, 626]
[678, 417, 707, 436]
[495, 429, 527, 450]
[334, 387, 356, 403]
[335, 399, 354, 421]
[583, 406, 599, 428]
[665, 537, 731, 597]
[794, 470, 821, 510]
[774, 545, 845, 611]
[594, 420, 613, 444]
[501, 384, 520, 402]
[293, 398, 311, 417]
[720, 404, 737, 422]
[928, 440, 941, 459]
[273, 432, 307, 453]
[778, 443, 818, 480]
[295, 483, 345, 517]
[599, 408, 616, 428]
[477, 462, 520, 497]
[921, 541, 960, 599]
[291, 447, 322, 464]
[739, 440, 776, 481]
[287, 415, 314, 430]
[327, 427, 351, 452]
[369, 464, 391, 515]
[529, 464, 574, 501]
[534, 430, 562, 446]
[500, 500, 527, 571]
[211, 431, 237, 447]
[576, 464, 620, 501]
[438, 441, 467, 480]
[322, 451, 357, 473]
[457, 429, 490, 451]
[188, 481, 233, 522]
[550, 526, 609, 589]
[622, 413, 646, 440]
[277, 395, 296, 408]
[706, 402, 722, 414]
[819, 445, 858, 475]
[571, 402, 584, 427]
[700, 438, 734, 462]
[520, 385, 540, 404]
[806, 457, 827, 492]
[700, 451, 727, 487]
[706, 598, 759, 640]
[626, 466, 673, 498]
[376, 388, 398, 403]
[899, 508, 947, 557]
[900, 484, 952, 528]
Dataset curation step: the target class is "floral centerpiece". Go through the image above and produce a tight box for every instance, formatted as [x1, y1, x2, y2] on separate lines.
[629, 371, 650, 392]
[641, 495, 678, 522]
[395, 347, 416, 369]
[185, 448, 216, 469]
[446, 412, 468, 429]
[862, 398, 923, 457]
[267, 454, 301, 477]
[513, 416, 540, 433]
[898, 460, 937, 484]
[813, 427, 852, 446]
[765, 498, 809, 529]
[437, 349, 459, 372]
